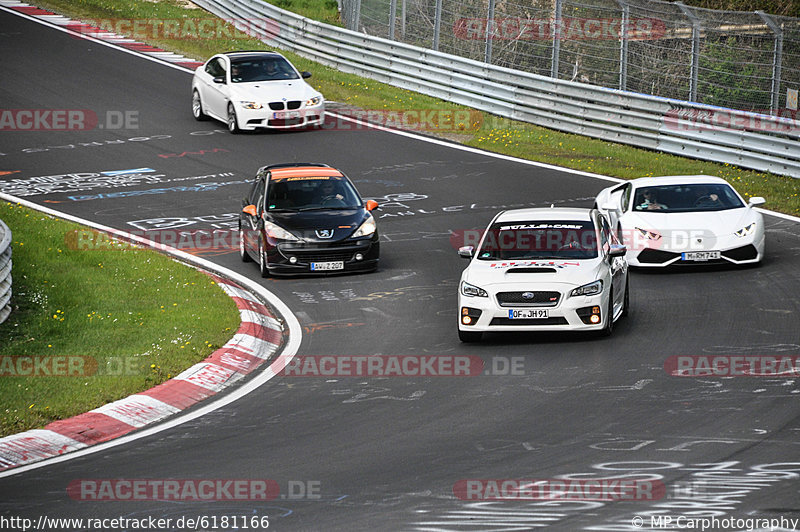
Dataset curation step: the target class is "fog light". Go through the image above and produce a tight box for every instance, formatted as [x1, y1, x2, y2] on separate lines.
[355, 253, 364, 261]
[462, 316, 472, 325]
[289, 256, 297, 264]
[590, 314, 601, 324]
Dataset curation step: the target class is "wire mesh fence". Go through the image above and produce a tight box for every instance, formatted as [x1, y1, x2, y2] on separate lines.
[343, 0, 800, 116]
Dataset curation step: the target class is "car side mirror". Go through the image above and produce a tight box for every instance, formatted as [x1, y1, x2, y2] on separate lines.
[301, 71, 312, 79]
[213, 76, 226, 84]
[242, 204, 258, 217]
[748, 196, 766, 207]
[365, 200, 379, 211]
[458, 246, 474, 259]
[608, 244, 627, 257]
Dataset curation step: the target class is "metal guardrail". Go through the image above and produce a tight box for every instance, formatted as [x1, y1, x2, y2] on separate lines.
[194, 0, 800, 178]
[0, 219, 12, 325]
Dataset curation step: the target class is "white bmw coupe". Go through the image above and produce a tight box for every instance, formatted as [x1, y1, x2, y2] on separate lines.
[192, 51, 325, 133]
[595, 175, 765, 267]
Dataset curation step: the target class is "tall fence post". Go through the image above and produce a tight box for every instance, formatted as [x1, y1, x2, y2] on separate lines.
[757, 11, 784, 115]
[401, 0, 406, 39]
[484, 0, 496, 63]
[617, 0, 629, 91]
[433, 0, 443, 51]
[551, 0, 562, 78]
[677, 2, 700, 103]
[389, 0, 397, 39]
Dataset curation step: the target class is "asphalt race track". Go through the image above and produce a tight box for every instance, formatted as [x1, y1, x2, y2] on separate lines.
[1, 8, 800, 531]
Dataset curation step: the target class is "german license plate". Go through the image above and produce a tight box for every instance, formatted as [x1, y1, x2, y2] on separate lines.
[508, 309, 549, 319]
[273, 111, 300, 119]
[681, 251, 720, 261]
[311, 261, 344, 271]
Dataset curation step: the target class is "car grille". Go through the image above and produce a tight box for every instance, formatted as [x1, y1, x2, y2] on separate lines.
[287, 100, 302, 110]
[722, 244, 758, 261]
[283, 250, 355, 263]
[489, 317, 569, 326]
[496, 291, 560, 307]
[268, 102, 284, 110]
[636, 248, 678, 264]
[267, 118, 304, 127]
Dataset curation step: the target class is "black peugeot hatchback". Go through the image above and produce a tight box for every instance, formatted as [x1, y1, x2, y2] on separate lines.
[239, 163, 380, 276]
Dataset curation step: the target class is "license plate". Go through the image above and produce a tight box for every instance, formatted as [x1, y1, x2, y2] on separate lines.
[508, 309, 549, 319]
[311, 261, 344, 271]
[681, 251, 721, 261]
[273, 111, 300, 119]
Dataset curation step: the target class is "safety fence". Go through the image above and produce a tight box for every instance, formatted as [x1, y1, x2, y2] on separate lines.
[192, 0, 800, 177]
[0, 220, 11, 325]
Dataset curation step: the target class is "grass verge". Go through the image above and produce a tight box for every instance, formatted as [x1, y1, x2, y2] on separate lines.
[32, 0, 800, 215]
[0, 202, 240, 437]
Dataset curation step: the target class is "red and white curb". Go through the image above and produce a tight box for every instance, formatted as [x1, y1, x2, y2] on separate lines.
[0, 275, 284, 472]
[0, 0, 203, 69]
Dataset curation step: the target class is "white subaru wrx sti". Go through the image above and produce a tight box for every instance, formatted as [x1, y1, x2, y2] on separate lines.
[457, 208, 629, 342]
[595, 175, 765, 267]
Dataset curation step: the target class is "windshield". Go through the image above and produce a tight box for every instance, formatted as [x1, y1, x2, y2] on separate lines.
[230, 57, 299, 82]
[477, 221, 599, 260]
[632, 184, 743, 213]
[267, 176, 362, 211]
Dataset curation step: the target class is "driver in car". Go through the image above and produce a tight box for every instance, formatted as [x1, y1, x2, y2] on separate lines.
[319, 180, 344, 203]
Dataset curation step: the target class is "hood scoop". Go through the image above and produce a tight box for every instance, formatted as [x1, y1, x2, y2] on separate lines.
[506, 267, 557, 274]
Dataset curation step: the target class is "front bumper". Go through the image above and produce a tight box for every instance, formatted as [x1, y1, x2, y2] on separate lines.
[628, 233, 764, 267]
[236, 104, 325, 130]
[457, 285, 610, 333]
[265, 237, 379, 275]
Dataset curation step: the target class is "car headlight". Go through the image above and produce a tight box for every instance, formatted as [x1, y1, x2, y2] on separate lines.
[264, 221, 300, 241]
[306, 96, 322, 107]
[569, 280, 603, 298]
[734, 222, 756, 237]
[239, 101, 263, 109]
[461, 281, 488, 298]
[635, 227, 661, 240]
[352, 214, 376, 238]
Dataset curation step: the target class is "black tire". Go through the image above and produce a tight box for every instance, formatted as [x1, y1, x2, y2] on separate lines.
[227, 103, 240, 134]
[239, 225, 252, 262]
[601, 287, 614, 337]
[458, 329, 482, 343]
[621, 276, 630, 318]
[258, 239, 269, 278]
[192, 90, 208, 121]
